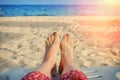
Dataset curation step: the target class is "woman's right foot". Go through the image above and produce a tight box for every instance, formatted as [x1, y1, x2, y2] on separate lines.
[36, 32, 59, 77]
[59, 34, 75, 75]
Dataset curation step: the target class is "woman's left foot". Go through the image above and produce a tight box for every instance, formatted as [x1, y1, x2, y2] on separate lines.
[59, 34, 75, 75]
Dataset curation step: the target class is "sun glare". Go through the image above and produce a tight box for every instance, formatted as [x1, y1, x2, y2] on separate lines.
[100, 0, 120, 5]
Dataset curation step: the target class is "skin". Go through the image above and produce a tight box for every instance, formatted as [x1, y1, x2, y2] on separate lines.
[36, 32, 60, 78]
[35, 32, 75, 78]
[59, 34, 75, 75]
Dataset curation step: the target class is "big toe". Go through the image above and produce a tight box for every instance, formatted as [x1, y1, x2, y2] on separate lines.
[53, 32, 59, 41]
[62, 34, 69, 41]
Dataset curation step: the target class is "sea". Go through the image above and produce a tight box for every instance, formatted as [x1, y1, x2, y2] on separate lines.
[0, 5, 94, 16]
[0, 5, 120, 16]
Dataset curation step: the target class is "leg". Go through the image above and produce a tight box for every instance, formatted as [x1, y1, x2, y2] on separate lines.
[59, 34, 75, 74]
[36, 32, 59, 77]
[59, 34, 88, 80]
[22, 32, 60, 80]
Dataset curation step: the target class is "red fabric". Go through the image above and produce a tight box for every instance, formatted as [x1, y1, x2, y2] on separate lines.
[22, 70, 88, 80]
[21, 71, 51, 80]
[60, 70, 88, 80]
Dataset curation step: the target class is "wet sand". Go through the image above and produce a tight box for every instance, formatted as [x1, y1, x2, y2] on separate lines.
[0, 16, 120, 72]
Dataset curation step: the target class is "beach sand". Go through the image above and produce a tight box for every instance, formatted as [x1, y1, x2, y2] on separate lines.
[0, 16, 120, 72]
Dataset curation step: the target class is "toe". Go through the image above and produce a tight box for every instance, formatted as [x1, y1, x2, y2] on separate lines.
[48, 36, 51, 43]
[46, 39, 49, 45]
[53, 32, 59, 41]
[62, 34, 68, 41]
[53, 32, 57, 37]
[45, 36, 50, 47]
[51, 35, 54, 42]
[49, 35, 53, 43]
[68, 35, 74, 47]
[61, 34, 69, 44]
[67, 34, 71, 41]
[53, 32, 58, 37]
[66, 34, 70, 41]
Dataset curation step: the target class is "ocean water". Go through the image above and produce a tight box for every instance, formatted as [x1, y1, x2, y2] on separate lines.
[0, 5, 101, 16]
[0, 5, 120, 16]
[0, 5, 89, 16]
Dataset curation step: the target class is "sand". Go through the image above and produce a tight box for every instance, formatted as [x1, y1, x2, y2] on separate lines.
[0, 16, 120, 72]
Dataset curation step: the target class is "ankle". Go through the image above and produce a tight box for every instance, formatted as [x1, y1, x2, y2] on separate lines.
[62, 63, 75, 72]
[42, 61, 54, 69]
[62, 66, 75, 74]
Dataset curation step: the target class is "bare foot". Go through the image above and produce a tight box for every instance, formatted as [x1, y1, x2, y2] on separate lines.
[44, 32, 59, 65]
[37, 32, 59, 77]
[59, 34, 75, 75]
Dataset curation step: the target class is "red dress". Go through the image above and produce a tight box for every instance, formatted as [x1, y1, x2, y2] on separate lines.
[22, 70, 88, 80]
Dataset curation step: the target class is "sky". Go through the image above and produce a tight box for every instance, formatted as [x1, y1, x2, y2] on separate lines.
[0, 0, 120, 5]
